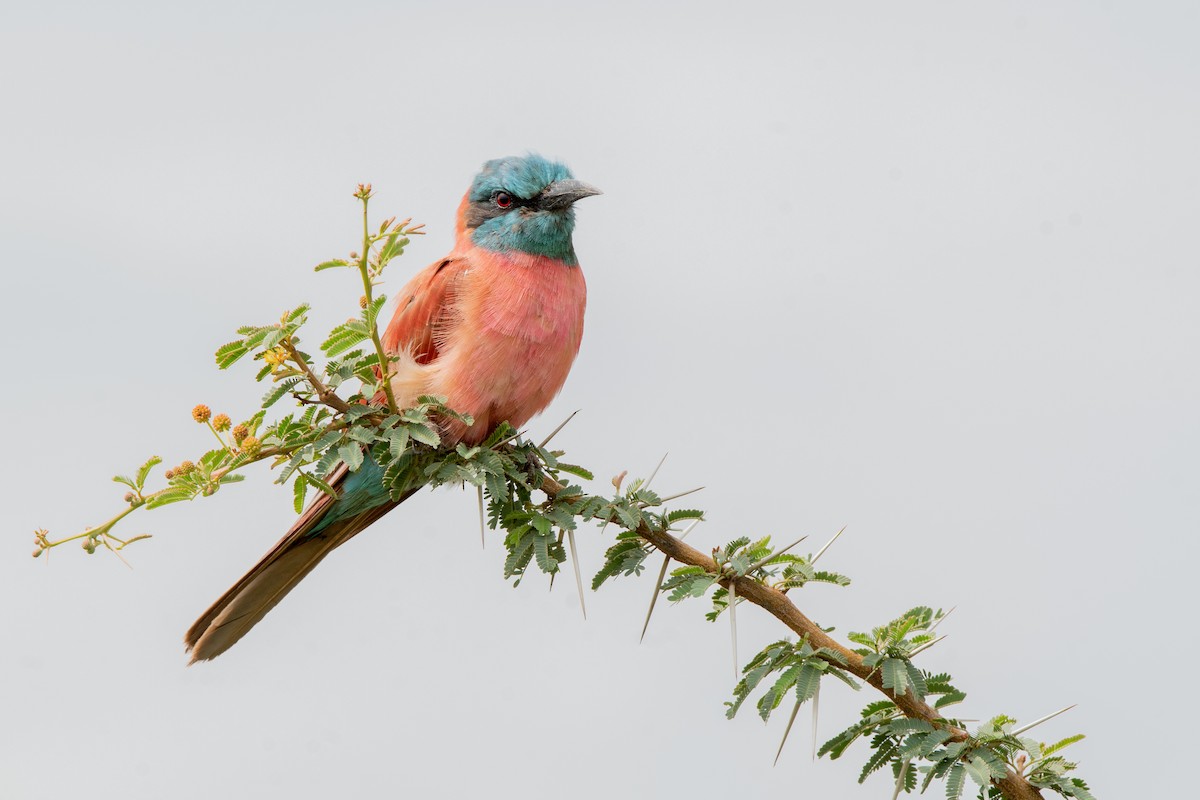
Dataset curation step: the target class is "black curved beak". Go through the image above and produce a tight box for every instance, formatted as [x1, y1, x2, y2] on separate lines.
[537, 179, 603, 211]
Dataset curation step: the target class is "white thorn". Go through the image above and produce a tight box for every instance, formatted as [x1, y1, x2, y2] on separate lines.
[644, 452, 668, 491]
[640, 519, 701, 643]
[658, 486, 704, 504]
[477, 485, 486, 550]
[493, 428, 527, 448]
[928, 606, 956, 633]
[729, 582, 739, 682]
[774, 696, 803, 766]
[892, 758, 911, 800]
[811, 525, 847, 564]
[1011, 704, 1077, 737]
[567, 528, 586, 620]
[641, 555, 671, 643]
[811, 680, 821, 762]
[537, 410, 580, 449]
[908, 634, 947, 658]
[746, 535, 809, 573]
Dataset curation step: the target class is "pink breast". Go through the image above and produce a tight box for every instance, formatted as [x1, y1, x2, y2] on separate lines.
[436, 249, 586, 443]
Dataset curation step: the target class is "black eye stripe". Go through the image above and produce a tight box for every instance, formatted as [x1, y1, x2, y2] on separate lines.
[492, 190, 532, 208]
[465, 190, 532, 229]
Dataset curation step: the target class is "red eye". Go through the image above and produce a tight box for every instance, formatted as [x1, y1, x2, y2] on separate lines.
[494, 192, 513, 208]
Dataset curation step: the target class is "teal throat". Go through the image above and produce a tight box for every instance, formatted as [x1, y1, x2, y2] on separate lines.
[471, 209, 578, 264]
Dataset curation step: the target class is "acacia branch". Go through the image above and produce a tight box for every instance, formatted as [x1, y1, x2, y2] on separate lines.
[539, 474, 1045, 800]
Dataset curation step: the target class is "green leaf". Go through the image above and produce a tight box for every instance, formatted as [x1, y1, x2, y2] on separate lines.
[215, 340, 250, 369]
[261, 327, 285, 350]
[934, 691, 967, 709]
[145, 488, 195, 508]
[531, 532, 559, 574]
[794, 663, 823, 703]
[134, 456, 162, 489]
[1041, 734, 1085, 758]
[556, 462, 594, 481]
[881, 658, 909, 698]
[307, 472, 337, 498]
[858, 737, 896, 783]
[293, 474, 308, 513]
[262, 377, 302, 409]
[944, 763, 966, 799]
[347, 425, 376, 444]
[112, 474, 137, 490]
[339, 443, 364, 472]
[757, 665, 801, 721]
[363, 294, 387, 329]
[407, 422, 440, 447]
[964, 756, 992, 788]
[903, 660, 928, 701]
[321, 326, 369, 356]
[314, 259, 350, 271]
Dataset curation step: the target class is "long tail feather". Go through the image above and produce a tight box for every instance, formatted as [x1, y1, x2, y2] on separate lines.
[184, 466, 416, 663]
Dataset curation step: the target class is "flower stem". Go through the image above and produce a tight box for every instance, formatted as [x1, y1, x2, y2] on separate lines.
[359, 193, 400, 415]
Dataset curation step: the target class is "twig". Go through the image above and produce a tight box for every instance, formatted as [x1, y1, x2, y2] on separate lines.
[282, 339, 352, 414]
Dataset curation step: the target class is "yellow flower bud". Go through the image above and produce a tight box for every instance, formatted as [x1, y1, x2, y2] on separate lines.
[241, 435, 261, 455]
[212, 414, 231, 432]
[192, 404, 211, 423]
[232, 424, 249, 444]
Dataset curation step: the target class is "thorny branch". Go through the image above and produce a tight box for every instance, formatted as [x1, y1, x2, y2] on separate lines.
[537, 474, 1046, 800]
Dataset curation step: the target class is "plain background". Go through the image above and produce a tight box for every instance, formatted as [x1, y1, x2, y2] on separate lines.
[3, 2, 1197, 797]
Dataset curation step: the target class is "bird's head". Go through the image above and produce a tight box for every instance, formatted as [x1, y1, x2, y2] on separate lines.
[458, 154, 601, 265]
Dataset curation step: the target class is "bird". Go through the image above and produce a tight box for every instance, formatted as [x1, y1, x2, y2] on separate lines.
[184, 154, 599, 662]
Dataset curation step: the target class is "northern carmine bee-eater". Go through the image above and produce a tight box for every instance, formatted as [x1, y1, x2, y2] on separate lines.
[185, 155, 599, 662]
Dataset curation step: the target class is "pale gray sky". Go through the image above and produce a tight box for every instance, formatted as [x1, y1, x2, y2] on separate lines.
[3, 2, 1197, 798]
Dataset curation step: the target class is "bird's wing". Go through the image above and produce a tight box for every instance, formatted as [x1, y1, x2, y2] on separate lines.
[381, 256, 471, 364]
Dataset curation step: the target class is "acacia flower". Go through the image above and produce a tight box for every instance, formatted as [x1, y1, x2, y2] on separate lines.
[192, 404, 211, 423]
[263, 347, 288, 368]
[212, 413, 231, 432]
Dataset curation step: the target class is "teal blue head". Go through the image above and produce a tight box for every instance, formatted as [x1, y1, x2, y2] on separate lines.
[460, 154, 601, 265]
